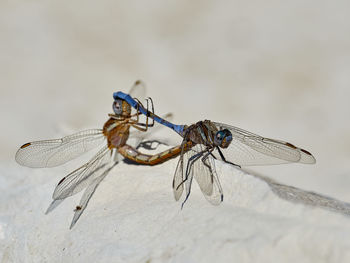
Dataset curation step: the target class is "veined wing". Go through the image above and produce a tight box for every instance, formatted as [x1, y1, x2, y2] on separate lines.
[172, 134, 196, 203]
[173, 142, 223, 206]
[213, 122, 316, 166]
[69, 161, 117, 229]
[173, 139, 188, 202]
[52, 145, 111, 200]
[15, 129, 105, 168]
[191, 144, 223, 205]
[46, 147, 114, 228]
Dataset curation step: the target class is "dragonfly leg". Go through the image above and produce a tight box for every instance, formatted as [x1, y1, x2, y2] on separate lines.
[202, 148, 224, 202]
[141, 97, 155, 128]
[179, 148, 210, 208]
[145, 97, 155, 127]
[216, 147, 241, 168]
[130, 98, 155, 129]
[130, 122, 148, 132]
[176, 151, 203, 191]
[201, 148, 215, 169]
[108, 114, 132, 121]
[181, 173, 194, 209]
[176, 152, 203, 208]
[107, 113, 148, 130]
[107, 115, 142, 128]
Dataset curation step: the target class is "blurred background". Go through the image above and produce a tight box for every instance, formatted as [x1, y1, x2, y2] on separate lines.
[1, 0, 349, 200]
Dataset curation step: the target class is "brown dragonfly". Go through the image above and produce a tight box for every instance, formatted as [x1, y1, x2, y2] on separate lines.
[15, 81, 188, 228]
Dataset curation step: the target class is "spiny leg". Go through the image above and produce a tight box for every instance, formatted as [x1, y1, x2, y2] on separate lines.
[176, 151, 203, 191]
[201, 147, 215, 170]
[130, 122, 148, 132]
[144, 97, 155, 127]
[145, 97, 155, 128]
[132, 98, 155, 128]
[105, 114, 147, 132]
[201, 148, 224, 202]
[180, 150, 206, 209]
[108, 114, 129, 121]
[146, 97, 155, 127]
[129, 98, 154, 131]
[216, 147, 241, 168]
[181, 174, 194, 209]
[108, 112, 141, 121]
[134, 98, 144, 126]
[106, 116, 145, 131]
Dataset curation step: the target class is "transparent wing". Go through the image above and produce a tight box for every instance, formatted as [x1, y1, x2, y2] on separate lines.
[202, 155, 224, 205]
[15, 129, 105, 168]
[173, 139, 188, 201]
[213, 122, 316, 166]
[45, 199, 63, 214]
[52, 146, 111, 200]
[190, 144, 223, 205]
[173, 141, 223, 205]
[69, 161, 117, 229]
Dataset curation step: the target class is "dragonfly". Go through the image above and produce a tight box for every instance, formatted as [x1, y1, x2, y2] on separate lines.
[114, 90, 316, 207]
[15, 81, 187, 228]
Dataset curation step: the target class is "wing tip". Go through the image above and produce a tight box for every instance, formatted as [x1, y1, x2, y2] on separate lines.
[282, 141, 316, 164]
[15, 148, 26, 166]
[299, 148, 316, 164]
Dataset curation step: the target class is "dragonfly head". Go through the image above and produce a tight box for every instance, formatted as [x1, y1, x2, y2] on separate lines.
[113, 99, 131, 116]
[214, 129, 232, 148]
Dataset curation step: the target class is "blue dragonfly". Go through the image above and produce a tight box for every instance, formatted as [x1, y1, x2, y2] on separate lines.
[114, 90, 316, 207]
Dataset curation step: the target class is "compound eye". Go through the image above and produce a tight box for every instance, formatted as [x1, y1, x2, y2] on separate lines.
[216, 131, 224, 141]
[214, 130, 225, 146]
[113, 99, 123, 115]
[215, 129, 232, 148]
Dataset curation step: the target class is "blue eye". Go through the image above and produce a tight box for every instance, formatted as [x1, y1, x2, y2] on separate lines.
[216, 131, 225, 140]
[113, 99, 123, 115]
[214, 129, 232, 148]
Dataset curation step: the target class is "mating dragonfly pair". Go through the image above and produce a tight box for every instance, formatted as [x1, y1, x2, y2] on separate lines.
[16, 81, 315, 228]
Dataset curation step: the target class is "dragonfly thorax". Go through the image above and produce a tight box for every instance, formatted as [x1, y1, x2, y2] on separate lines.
[184, 120, 229, 148]
[103, 118, 130, 149]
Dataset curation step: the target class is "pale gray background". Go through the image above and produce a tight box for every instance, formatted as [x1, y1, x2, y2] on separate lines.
[2, 1, 350, 262]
